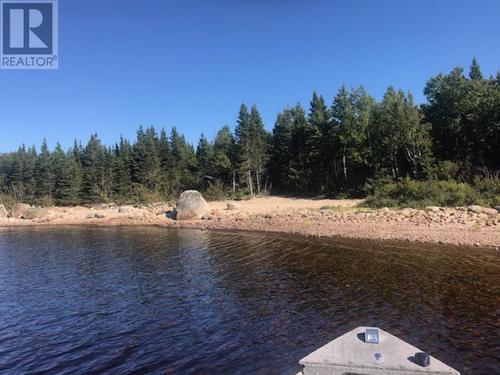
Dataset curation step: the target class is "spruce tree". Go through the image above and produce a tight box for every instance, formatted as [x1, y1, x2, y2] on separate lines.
[158, 128, 172, 195]
[249, 105, 269, 194]
[143, 127, 161, 191]
[81, 134, 112, 202]
[52, 143, 81, 205]
[24, 145, 37, 200]
[112, 137, 133, 198]
[308, 93, 329, 193]
[289, 103, 309, 193]
[170, 127, 197, 193]
[34, 139, 53, 199]
[234, 104, 254, 194]
[269, 109, 293, 192]
[196, 134, 213, 176]
[469, 58, 483, 81]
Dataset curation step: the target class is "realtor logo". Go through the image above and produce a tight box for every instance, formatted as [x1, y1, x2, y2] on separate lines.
[1, 0, 58, 69]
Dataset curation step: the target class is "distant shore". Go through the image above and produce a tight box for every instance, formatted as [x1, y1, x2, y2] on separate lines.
[1, 197, 499, 249]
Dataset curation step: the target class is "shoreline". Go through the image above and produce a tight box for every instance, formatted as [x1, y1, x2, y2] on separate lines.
[1, 197, 499, 249]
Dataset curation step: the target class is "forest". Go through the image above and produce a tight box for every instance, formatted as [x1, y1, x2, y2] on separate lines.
[1, 59, 499, 208]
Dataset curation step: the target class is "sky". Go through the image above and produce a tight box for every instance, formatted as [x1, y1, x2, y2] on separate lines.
[1, 0, 499, 152]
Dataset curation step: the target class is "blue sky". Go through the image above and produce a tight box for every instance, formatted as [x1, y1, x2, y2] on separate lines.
[1, 0, 499, 152]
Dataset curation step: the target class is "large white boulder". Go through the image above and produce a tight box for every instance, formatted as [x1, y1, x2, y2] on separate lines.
[175, 190, 208, 220]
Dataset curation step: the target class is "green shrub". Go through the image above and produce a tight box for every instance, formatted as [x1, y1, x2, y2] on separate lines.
[472, 176, 500, 206]
[230, 190, 250, 201]
[129, 185, 166, 204]
[364, 177, 480, 208]
[436, 160, 461, 180]
[36, 195, 55, 207]
[203, 182, 226, 201]
[0, 193, 18, 210]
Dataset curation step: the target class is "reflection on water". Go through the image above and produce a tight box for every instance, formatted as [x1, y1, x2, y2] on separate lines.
[0, 227, 498, 374]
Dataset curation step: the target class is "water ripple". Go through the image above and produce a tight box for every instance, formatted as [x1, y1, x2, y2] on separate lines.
[0, 227, 498, 374]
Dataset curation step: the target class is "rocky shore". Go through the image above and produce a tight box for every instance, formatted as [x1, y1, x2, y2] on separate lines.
[1, 197, 499, 249]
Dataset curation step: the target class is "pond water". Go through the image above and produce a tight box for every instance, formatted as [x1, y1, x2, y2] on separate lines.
[0, 227, 498, 374]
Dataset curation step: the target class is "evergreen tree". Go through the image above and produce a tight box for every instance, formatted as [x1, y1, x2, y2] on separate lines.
[0, 59, 498, 205]
[158, 128, 173, 195]
[249, 105, 269, 194]
[112, 136, 133, 198]
[35, 139, 53, 199]
[81, 134, 113, 202]
[143, 127, 162, 190]
[423, 59, 498, 172]
[289, 103, 309, 193]
[72, 139, 83, 164]
[23, 146, 37, 200]
[308, 93, 329, 193]
[269, 109, 293, 192]
[7, 146, 28, 200]
[170, 127, 197, 194]
[52, 143, 81, 205]
[469, 58, 483, 80]
[196, 134, 213, 176]
[234, 104, 254, 194]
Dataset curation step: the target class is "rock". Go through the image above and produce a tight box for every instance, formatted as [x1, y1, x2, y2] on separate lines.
[468, 205, 484, 214]
[0, 204, 8, 218]
[118, 205, 136, 214]
[165, 210, 176, 219]
[9, 203, 32, 218]
[482, 207, 498, 216]
[426, 206, 440, 212]
[226, 201, 241, 211]
[399, 208, 412, 217]
[468, 205, 498, 216]
[211, 209, 223, 216]
[174, 190, 208, 220]
[95, 203, 117, 210]
[86, 213, 105, 219]
[21, 207, 50, 220]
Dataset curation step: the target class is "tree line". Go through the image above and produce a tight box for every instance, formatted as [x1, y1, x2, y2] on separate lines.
[0, 59, 499, 206]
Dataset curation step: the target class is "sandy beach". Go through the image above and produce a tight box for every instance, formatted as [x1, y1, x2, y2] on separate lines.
[1, 197, 499, 249]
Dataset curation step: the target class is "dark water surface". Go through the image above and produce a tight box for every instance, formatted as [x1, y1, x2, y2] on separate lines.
[0, 227, 498, 375]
